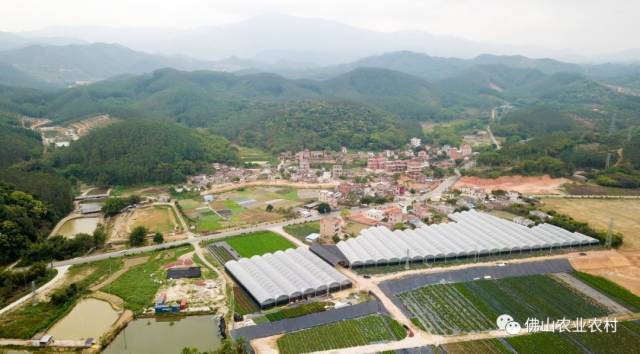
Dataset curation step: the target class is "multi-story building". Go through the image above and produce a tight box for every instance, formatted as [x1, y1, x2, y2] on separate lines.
[320, 216, 343, 238]
[384, 160, 407, 173]
[331, 164, 343, 178]
[367, 156, 387, 170]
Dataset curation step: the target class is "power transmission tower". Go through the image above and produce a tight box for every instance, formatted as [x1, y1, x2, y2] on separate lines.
[609, 114, 617, 135]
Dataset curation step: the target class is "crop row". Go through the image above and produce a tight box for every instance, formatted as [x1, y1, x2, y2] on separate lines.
[277, 315, 405, 354]
[398, 283, 494, 335]
[399, 275, 609, 336]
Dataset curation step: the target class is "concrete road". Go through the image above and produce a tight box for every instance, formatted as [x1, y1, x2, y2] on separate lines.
[0, 265, 70, 316]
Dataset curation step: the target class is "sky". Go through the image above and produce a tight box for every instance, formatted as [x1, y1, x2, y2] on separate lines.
[1, 0, 638, 55]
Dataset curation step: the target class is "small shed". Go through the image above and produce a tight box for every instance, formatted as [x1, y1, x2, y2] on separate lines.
[305, 233, 320, 242]
[80, 203, 102, 214]
[203, 195, 214, 202]
[167, 266, 201, 279]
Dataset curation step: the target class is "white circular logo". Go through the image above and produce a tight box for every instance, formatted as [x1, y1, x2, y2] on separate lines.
[496, 314, 514, 330]
[505, 321, 522, 335]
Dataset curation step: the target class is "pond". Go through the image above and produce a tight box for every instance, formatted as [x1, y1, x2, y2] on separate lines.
[56, 217, 100, 238]
[47, 298, 119, 341]
[103, 315, 222, 354]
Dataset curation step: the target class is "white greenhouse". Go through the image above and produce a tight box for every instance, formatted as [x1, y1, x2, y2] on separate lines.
[225, 247, 351, 308]
[336, 210, 598, 267]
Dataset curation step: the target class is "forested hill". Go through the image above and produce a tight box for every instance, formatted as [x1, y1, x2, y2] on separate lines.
[211, 100, 417, 152]
[0, 113, 42, 168]
[54, 119, 239, 185]
[0, 113, 73, 221]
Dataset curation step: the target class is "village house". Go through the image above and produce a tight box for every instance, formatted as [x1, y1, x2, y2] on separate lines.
[331, 164, 343, 178]
[384, 160, 407, 173]
[367, 156, 387, 170]
[320, 216, 343, 238]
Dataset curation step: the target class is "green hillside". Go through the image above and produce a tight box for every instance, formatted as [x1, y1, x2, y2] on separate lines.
[54, 119, 239, 185]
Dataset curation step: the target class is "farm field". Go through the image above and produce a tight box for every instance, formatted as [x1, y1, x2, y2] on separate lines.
[265, 301, 329, 322]
[207, 243, 235, 264]
[398, 283, 494, 335]
[504, 321, 640, 354]
[571, 271, 640, 312]
[283, 221, 319, 241]
[442, 339, 511, 354]
[563, 182, 640, 196]
[130, 206, 179, 234]
[177, 186, 315, 233]
[277, 315, 406, 354]
[540, 198, 640, 250]
[225, 231, 295, 257]
[233, 286, 258, 315]
[398, 274, 609, 335]
[101, 245, 193, 314]
[236, 145, 274, 163]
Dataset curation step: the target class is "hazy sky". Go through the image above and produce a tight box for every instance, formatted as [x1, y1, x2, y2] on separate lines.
[2, 0, 638, 55]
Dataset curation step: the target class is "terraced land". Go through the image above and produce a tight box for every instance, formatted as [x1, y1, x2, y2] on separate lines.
[398, 275, 609, 335]
[277, 315, 406, 354]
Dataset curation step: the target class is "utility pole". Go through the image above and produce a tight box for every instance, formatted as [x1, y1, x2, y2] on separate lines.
[609, 114, 617, 135]
[605, 152, 612, 169]
[405, 249, 410, 270]
[606, 218, 614, 248]
[31, 280, 36, 305]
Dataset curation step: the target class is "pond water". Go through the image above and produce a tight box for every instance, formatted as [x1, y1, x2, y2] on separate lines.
[56, 217, 100, 237]
[103, 315, 222, 354]
[47, 298, 119, 341]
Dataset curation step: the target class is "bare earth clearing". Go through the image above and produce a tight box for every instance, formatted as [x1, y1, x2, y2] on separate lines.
[454, 175, 569, 195]
[570, 249, 640, 296]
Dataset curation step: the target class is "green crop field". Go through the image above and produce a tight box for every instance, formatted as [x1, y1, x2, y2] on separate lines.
[277, 315, 406, 354]
[568, 321, 640, 353]
[398, 283, 494, 334]
[571, 271, 640, 312]
[442, 321, 640, 354]
[265, 301, 329, 321]
[225, 231, 295, 257]
[196, 210, 223, 232]
[443, 339, 511, 354]
[102, 245, 193, 314]
[284, 221, 320, 241]
[207, 243, 235, 264]
[233, 286, 258, 315]
[399, 275, 609, 335]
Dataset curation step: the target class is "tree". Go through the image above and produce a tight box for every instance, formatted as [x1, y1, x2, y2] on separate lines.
[265, 204, 274, 212]
[129, 226, 148, 247]
[92, 224, 107, 248]
[340, 208, 350, 218]
[317, 203, 331, 214]
[153, 232, 164, 244]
